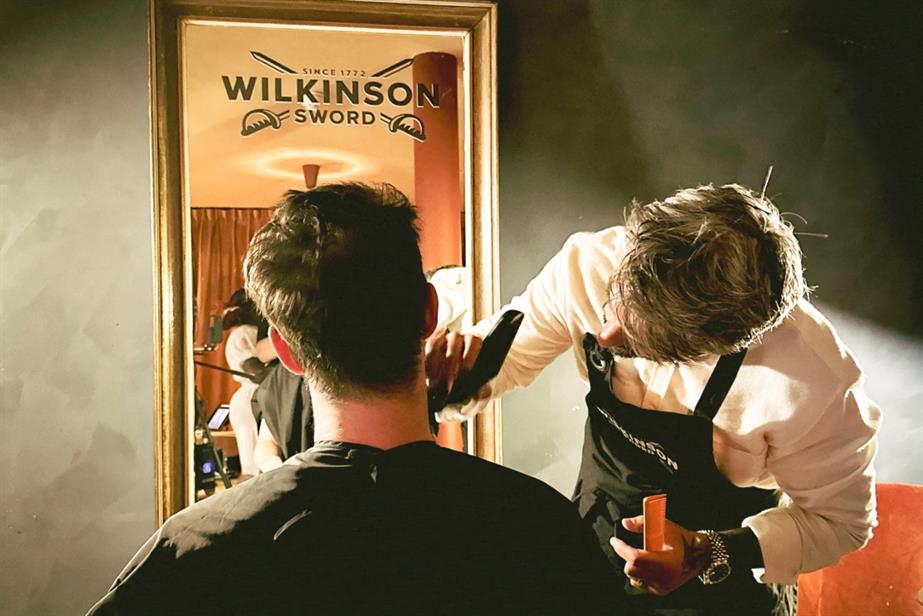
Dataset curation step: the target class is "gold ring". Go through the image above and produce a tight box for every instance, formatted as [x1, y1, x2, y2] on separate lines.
[629, 577, 655, 594]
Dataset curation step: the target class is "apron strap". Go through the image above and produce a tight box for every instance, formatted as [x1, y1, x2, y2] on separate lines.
[583, 331, 747, 421]
[693, 348, 747, 420]
[582, 333, 614, 390]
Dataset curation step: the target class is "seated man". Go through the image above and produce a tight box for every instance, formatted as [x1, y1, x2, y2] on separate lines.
[86, 183, 617, 615]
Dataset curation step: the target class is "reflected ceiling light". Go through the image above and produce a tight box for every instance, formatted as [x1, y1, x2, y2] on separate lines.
[242, 147, 375, 184]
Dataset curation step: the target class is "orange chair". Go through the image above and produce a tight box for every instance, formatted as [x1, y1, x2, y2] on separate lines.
[797, 482, 923, 615]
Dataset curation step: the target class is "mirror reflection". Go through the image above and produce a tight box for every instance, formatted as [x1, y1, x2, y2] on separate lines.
[181, 19, 471, 501]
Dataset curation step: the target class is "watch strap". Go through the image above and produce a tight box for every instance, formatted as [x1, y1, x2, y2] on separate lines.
[719, 526, 764, 569]
[697, 530, 731, 585]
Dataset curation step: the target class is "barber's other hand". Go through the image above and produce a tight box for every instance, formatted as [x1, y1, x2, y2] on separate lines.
[609, 516, 711, 596]
[425, 329, 490, 421]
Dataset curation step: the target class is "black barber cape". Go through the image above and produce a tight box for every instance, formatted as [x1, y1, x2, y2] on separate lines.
[87, 441, 619, 615]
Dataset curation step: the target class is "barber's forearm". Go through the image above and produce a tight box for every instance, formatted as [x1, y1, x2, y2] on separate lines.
[254, 440, 283, 472]
[740, 387, 880, 583]
[254, 423, 284, 472]
[258, 456, 284, 472]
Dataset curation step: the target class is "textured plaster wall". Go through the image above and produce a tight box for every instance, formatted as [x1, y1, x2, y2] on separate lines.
[0, 1, 155, 614]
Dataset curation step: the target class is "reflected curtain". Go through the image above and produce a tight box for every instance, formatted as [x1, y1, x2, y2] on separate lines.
[192, 208, 274, 418]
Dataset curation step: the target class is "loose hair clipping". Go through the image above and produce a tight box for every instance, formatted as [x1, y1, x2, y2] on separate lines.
[749, 165, 774, 216]
[760, 165, 829, 240]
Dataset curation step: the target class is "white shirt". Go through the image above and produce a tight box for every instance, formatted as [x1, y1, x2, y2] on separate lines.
[471, 226, 881, 584]
[430, 266, 470, 332]
[225, 325, 259, 388]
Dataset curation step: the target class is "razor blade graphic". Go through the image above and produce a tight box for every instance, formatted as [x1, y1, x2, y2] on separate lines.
[380, 113, 426, 142]
[250, 51, 296, 74]
[241, 109, 290, 136]
[371, 58, 413, 79]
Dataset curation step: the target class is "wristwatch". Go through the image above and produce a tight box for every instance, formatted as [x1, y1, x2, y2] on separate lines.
[697, 530, 731, 585]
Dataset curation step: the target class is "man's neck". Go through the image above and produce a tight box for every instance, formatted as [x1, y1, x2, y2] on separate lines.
[309, 373, 434, 450]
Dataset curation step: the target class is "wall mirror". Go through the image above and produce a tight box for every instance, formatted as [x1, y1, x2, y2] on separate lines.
[150, 0, 497, 523]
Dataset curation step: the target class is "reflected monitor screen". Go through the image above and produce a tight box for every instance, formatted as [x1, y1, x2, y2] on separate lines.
[207, 404, 231, 431]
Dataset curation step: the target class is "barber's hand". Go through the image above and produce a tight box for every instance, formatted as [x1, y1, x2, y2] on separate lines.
[609, 516, 711, 596]
[424, 329, 490, 422]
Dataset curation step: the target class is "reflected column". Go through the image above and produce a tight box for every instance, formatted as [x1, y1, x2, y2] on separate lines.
[413, 52, 465, 452]
[413, 52, 462, 273]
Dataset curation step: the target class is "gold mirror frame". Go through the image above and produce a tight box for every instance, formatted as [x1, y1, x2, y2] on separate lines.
[149, 0, 498, 524]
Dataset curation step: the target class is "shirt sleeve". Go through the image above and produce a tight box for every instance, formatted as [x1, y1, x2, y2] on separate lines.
[742, 382, 881, 584]
[224, 325, 258, 373]
[469, 236, 578, 397]
[428, 266, 470, 332]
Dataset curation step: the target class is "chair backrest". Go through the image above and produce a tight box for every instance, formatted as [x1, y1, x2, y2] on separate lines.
[796, 482, 923, 616]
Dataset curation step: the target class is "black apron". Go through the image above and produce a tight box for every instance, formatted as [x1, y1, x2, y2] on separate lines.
[573, 334, 779, 615]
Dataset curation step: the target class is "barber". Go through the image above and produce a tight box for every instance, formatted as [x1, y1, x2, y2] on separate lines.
[426, 184, 881, 615]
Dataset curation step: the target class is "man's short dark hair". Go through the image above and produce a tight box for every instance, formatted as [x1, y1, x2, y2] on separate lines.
[244, 182, 427, 398]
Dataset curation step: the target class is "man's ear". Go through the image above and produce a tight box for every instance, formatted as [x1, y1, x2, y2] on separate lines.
[269, 326, 305, 375]
[423, 282, 439, 337]
[597, 319, 626, 349]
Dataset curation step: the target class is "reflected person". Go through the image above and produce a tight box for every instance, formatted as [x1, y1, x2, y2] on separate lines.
[250, 361, 312, 473]
[222, 288, 277, 477]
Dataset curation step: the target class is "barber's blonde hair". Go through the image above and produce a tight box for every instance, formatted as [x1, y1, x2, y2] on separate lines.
[613, 183, 806, 362]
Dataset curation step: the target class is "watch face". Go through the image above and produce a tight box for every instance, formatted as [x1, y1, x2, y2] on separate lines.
[705, 562, 731, 585]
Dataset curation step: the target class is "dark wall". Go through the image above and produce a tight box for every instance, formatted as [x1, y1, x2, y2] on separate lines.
[498, 0, 922, 330]
[496, 0, 923, 490]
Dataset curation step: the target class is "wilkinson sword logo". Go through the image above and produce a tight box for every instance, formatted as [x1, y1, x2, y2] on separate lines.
[226, 52, 438, 141]
[596, 406, 680, 473]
